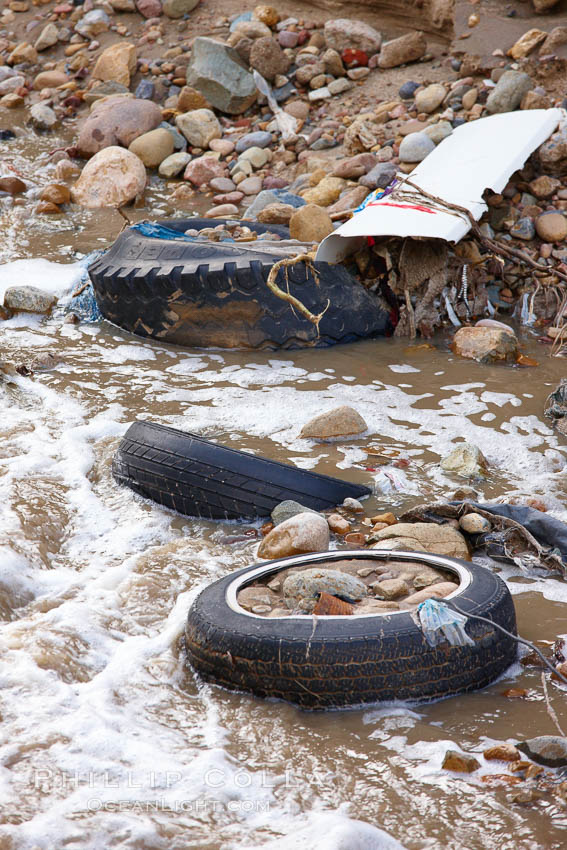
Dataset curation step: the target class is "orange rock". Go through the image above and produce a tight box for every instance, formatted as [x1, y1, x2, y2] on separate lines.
[442, 750, 479, 773]
[483, 743, 521, 762]
[370, 512, 397, 526]
[481, 774, 523, 786]
[344, 532, 367, 547]
[35, 200, 61, 214]
[40, 183, 71, 205]
[501, 688, 529, 699]
[327, 514, 351, 535]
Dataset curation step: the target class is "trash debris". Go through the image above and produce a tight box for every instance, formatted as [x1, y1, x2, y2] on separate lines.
[401, 501, 567, 575]
[416, 598, 475, 647]
[315, 109, 567, 338]
[544, 379, 567, 435]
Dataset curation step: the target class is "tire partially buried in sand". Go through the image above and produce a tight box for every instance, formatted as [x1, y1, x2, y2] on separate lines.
[185, 550, 518, 709]
[88, 218, 392, 350]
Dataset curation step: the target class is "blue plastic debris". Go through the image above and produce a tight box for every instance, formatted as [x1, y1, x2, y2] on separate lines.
[416, 598, 474, 647]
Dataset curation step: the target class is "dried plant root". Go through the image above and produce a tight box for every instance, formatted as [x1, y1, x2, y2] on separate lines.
[265, 253, 330, 333]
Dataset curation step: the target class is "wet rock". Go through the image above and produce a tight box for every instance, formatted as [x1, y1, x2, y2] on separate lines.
[324, 19, 382, 56]
[415, 84, 446, 114]
[4, 287, 57, 314]
[129, 128, 174, 168]
[271, 500, 319, 526]
[175, 108, 221, 149]
[327, 514, 350, 535]
[378, 31, 426, 69]
[535, 212, 567, 243]
[282, 566, 366, 609]
[452, 325, 518, 363]
[302, 176, 345, 206]
[158, 151, 191, 177]
[359, 162, 397, 189]
[33, 70, 68, 90]
[31, 352, 62, 372]
[186, 37, 257, 115]
[30, 104, 58, 132]
[71, 146, 146, 208]
[442, 751, 480, 773]
[300, 405, 367, 439]
[459, 513, 491, 534]
[486, 71, 534, 114]
[483, 743, 521, 762]
[183, 155, 227, 187]
[257, 202, 294, 224]
[399, 131, 435, 163]
[371, 522, 469, 559]
[440, 443, 488, 479]
[75, 10, 110, 38]
[0, 176, 26, 195]
[34, 23, 58, 52]
[258, 512, 330, 560]
[163, 0, 200, 17]
[288, 204, 333, 243]
[517, 736, 567, 768]
[92, 42, 137, 88]
[77, 97, 162, 158]
[249, 36, 289, 81]
[40, 184, 70, 205]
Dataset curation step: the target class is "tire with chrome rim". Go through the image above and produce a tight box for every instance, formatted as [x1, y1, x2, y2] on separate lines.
[185, 550, 517, 709]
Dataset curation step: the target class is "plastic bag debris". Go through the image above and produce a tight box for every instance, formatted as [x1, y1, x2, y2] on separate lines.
[253, 71, 298, 141]
[416, 598, 474, 647]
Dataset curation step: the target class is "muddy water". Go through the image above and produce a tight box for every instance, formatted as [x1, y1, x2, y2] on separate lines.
[2, 139, 567, 850]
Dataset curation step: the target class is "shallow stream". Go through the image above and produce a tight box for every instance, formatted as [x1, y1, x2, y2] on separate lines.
[2, 137, 567, 849]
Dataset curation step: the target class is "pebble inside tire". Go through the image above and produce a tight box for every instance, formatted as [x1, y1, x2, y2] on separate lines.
[185, 550, 518, 709]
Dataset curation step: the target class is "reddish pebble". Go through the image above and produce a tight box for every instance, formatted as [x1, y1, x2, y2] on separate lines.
[297, 29, 309, 45]
[341, 48, 368, 68]
[278, 31, 299, 48]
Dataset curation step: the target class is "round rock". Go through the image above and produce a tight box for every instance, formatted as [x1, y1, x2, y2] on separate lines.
[399, 131, 435, 163]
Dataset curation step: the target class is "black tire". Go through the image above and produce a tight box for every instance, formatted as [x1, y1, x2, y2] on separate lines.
[113, 420, 371, 520]
[185, 550, 518, 709]
[88, 218, 392, 350]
